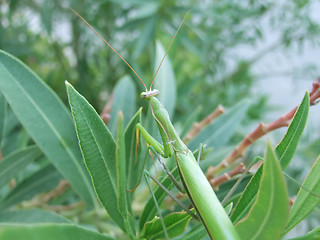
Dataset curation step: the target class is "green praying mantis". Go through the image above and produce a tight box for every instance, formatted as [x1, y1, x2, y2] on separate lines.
[71, 9, 241, 239]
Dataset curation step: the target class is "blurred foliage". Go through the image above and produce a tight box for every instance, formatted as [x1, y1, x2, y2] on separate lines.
[0, 0, 320, 238]
[1, 0, 319, 119]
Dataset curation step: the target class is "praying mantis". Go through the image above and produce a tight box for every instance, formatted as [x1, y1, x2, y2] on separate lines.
[71, 9, 241, 240]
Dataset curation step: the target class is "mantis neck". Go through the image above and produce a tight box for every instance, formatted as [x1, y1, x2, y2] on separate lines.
[149, 97, 188, 153]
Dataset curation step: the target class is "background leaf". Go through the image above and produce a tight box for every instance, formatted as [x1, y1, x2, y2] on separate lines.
[0, 50, 96, 208]
[0, 209, 71, 223]
[153, 41, 176, 118]
[0, 224, 114, 240]
[109, 75, 136, 137]
[0, 165, 61, 210]
[0, 145, 41, 189]
[188, 99, 251, 151]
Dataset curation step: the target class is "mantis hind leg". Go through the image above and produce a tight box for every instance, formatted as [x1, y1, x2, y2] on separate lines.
[145, 170, 199, 221]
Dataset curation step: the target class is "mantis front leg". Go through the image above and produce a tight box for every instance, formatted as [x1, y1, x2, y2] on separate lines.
[136, 122, 184, 193]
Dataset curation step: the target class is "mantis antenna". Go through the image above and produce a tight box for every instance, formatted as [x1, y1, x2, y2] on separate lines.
[70, 8, 148, 91]
[71, 8, 189, 92]
[149, 10, 190, 90]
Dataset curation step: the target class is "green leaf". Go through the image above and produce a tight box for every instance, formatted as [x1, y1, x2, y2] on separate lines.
[125, 108, 142, 191]
[277, 92, 309, 169]
[0, 145, 41, 189]
[142, 211, 192, 239]
[0, 92, 6, 145]
[0, 50, 96, 208]
[231, 93, 309, 222]
[139, 166, 180, 230]
[287, 226, 320, 240]
[109, 75, 136, 137]
[133, 16, 156, 59]
[0, 165, 61, 210]
[0, 223, 114, 240]
[188, 99, 251, 151]
[174, 224, 207, 240]
[235, 142, 289, 240]
[230, 166, 263, 223]
[66, 82, 125, 231]
[116, 112, 134, 236]
[283, 154, 320, 235]
[154, 41, 176, 118]
[0, 209, 71, 223]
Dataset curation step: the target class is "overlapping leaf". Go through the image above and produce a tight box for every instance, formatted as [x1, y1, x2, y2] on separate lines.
[283, 154, 320, 234]
[0, 145, 41, 189]
[0, 50, 96, 207]
[231, 92, 309, 222]
[235, 142, 289, 240]
[0, 165, 61, 210]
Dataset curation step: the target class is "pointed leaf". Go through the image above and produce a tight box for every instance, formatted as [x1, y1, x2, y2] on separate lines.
[143, 211, 192, 239]
[235, 142, 289, 240]
[66, 82, 125, 231]
[283, 154, 320, 234]
[116, 112, 134, 235]
[277, 92, 309, 169]
[125, 108, 142, 191]
[154, 41, 176, 118]
[231, 93, 309, 222]
[109, 75, 136, 136]
[0, 145, 41, 189]
[0, 224, 114, 240]
[0, 50, 96, 207]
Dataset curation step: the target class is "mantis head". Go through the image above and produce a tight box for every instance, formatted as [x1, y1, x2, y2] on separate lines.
[140, 89, 159, 100]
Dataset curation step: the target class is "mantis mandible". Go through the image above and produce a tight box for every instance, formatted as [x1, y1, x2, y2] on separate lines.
[71, 8, 241, 240]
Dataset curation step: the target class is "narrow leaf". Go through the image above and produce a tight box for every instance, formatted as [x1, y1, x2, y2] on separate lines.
[0, 145, 41, 189]
[0, 50, 96, 207]
[231, 93, 309, 222]
[143, 211, 192, 239]
[109, 76, 136, 136]
[235, 142, 289, 240]
[188, 99, 251, 150]
[154, 41, 176, 118]
[277, 92, 309, 169]
[283, 154, 320, 234]
[0, 224, 114, 240]
[0, 165, 61, 210]
[0, 92, 6, 145]
[0, 209, 71, 223]
[124, 108, 142, 192]
[116, 112, 134, 235]
[66, 82, 125, 231]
